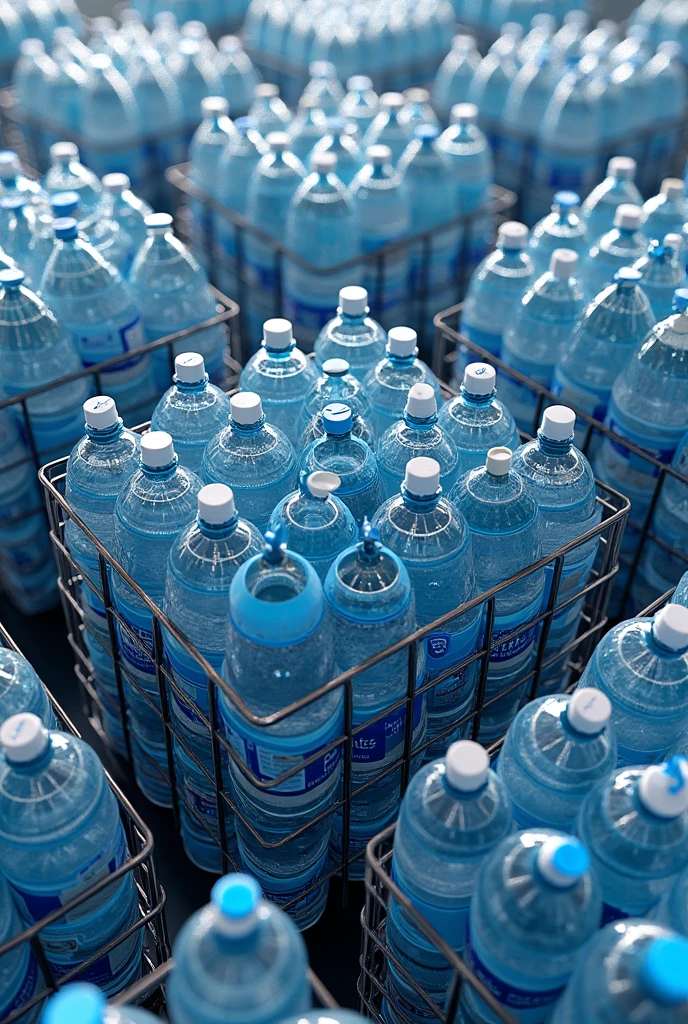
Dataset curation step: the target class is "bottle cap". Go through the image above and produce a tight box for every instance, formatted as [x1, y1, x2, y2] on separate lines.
[664, 233, 683, 251]
[309, 59, 336, 77]
[673, 288, 688, 314]
[211, 874, 261, 937]
[661, 177, 684, 201]
[406, 382, 436, 419]
[312, 151, 338, 174]
[201, 95, 229, 117]
[0, 267, 24, 287]
[0, 712, 50, 763]
[102, 172, 130, 194]
[553, 190, 580, 209]
[174, 351, 206, 383]
[404, 456, 440, 497]
[263, 317, 293, 350]
[198, 483, 235, 524]
[254, 82, 279, 98]
[641, 936, 688, 1005]
[141, 430, 174, 468]
[323, 358, 349, 377]
[653, 603, 688, 651]
[145, 212, 173, 234]
[42, 983, 106, 1024]
[451, 102, 478, 124]
[615, 267, 642, 286]
[51, 191, 79, 216]
[607, 155, 636, 180]
[452, 33, 476, 49]
[20, 39, 44, 55]
[0, 195, 24, 210]
[658, 39, 682, 56]
[347, 75, 373, 90]
[380, 91, 405, 111]
[404, 87, 431, 103]
[549, 248, 578, 278]
[339, 285, 368, 316]
[486, 446, 512, 476]
[445, 740, 489, 791]
[638, 757, 688, 818]
[0, 150, 20, 177]
[50, 141, 78, 162]
[231, 392, 263, 425]
[498, 221, 529, 250]
[299, 94, 321, 111]
[368, 145, 392, 166]
[322, 402, 353, 435]
[463, 362, 496, 395]
[537, 836, 590, 888]
[218, 34, 241, 52]
[567, 688, 612, 735]
[306, 471, 341, 498]
[53, 217, 78, 240]
[387, 326, 417, 357]
[613, 203, 642, 230]
[266, 131, 290, 153]
[84, 396, 118, 430]
[540, 405, 575, 441]
[415, 123, 439, 142]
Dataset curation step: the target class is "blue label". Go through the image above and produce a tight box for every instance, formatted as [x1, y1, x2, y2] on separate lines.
[244, 258, 278, 291]
[601, 902, 629, 926]
[490, 622, 538, 663]
[245, 850, 329, 917]
[284, 293, 337, 333]
[353, 695, 424, 766]
[423, 617, 481, 702]
[607, 416, 678, 474]
[0, 951, 39, 1018]
[550, 367, 608, 423]
[616, 741, 670, 767]
[75, 317, 146, 368]
[117, 616, 155, 675]
[392, 862, 468, 949]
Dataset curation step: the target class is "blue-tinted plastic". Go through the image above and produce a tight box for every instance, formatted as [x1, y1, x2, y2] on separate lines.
[311, 119, 364, 188]
[632, 238, 685, 322]
[313, 295, 387, 382]
[106, 180, 152, 255]
[0, 869, 42, 1024]
[268, 475, 357, 581]
[299, 411, 383, 522]
[338, 76, 379, 136]
[240, 333, 318, 446]
[432, 36, 482, 121]
[41, 147, 102, 217]
[42, 981, 160, 1024]
[527, 193, 589, 277]
[298, 359, 374, 449]
[363, 100, 414, 166]
[286, 99, 326, 163]
[150, 367, 230, 473]
[437, 371, 519, 475]
[363, 346, 441, 436]
[460, 237, 534, 361]
[643, 183, 688, 240]
[580, 219, 649, 300]
[581, 164, 644, 241]
[0, 651, 54, 730]
[215, 118, 268, 297]
[81, 54, 145, 189]
[376, 400, 459, 500]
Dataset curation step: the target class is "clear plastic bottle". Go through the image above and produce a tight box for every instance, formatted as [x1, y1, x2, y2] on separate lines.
[651, 863, 688, 936]
[43, 981, 159, 1024]
[643, 41, 687, 184]
[100, 172, 151, 255]
[363, 326, 441, 436]
[150, 352, 230, 472]
[169, 37, 222, 129]
[216, 35, 260, 116]
[643, 177, 688, 241]
[41, 142, 102, 217]
[501, 46, 562, 196]
[432, 34, 482, 123]
[126, 45, 184, 190]
[0, 196, 35, 284]
[303, 59, 345, 116]
[438, 362, 519, 473]
[48, 188, 133, 277]
[311, 117, 363, 188]
[377, 382, 459, 499]
[0, 151, 47, 212]
[81, 53, 146, 189]
[581, 202, 649, 300]
[287, 95, 327, 164]
[298, 356, 373, 448]
[578, 757, 688, 923]
[0, 869, 42, 1024]
[468, 30, 521, 164]
[581, 155, 643, 242]
[632, 234, 685, 322]
[248, 82, 291, 136]
[436, 103, 494, 265]
[363, 92, 414, 166]
[339, 75, 379, 136]
[313, 285, 387, 381]
[527, 191, 589, 277]
[399, 88, 439, 133]
[202, 391, 297, 532]
[0, 648, 54, 729]
[189, 96, 237, 197]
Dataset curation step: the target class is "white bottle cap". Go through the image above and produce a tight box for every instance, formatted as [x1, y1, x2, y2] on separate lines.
[452, 33, 476, 49]
[50, 141, 78, 162]
[463, 362, 496, 395]
[312, 151, 338, 174]
[231, 392, 263, 425]
[0, 151, 21, 177]
[638, 757, 688, 818]
[607, 155, 636, 180]
[388, 326, 417, 357]
[202, 96, 229, 118]
[266, 131, 290, 153]
[445, 740, 489, 791]
[661, 177, 684, 201]
[658, 40, 682, 57]
[145, 212, 173, 234]
[347, 75, 373, 90]
[613, 203, 642, 230]
[664, 233, 684, 251]
[309, 59, 336, 76]
[211, 874, 261, 938]
[550, 248, 579, 278]
[306, 471, 341, 498]
[198, 483, 235, 524]
[218, 34, 242, 52]
[537, 836, 590, 888]
[653, 604, 688, 651]
[322, 402, 353, 434]
[451, 102, 478, 124]
[339, 285, 368, 316]
[404, 456, 440, 496]
[404, 87, 431, 103]
[368, 145, 392, 166]
[299, 94, 321, 110]
[0, 712, 50, 763]
[498, 221, 529, 250]
[255, 82, 279, 98]
[84, 396, 118, 430]
[175, 352, 206, 383]
[541, 405, 575, 441]
[406, 383, 436, 419]
[380, 91, 405, 111]
[102, 172, 130, 194]
[567, 688, 612, 735]
[20, 39, 44, 55]
[486, 446, 512, 476]
[141, 430, 175, 468]
[323, 358, 349, 377]
[263, 317, 293, 349]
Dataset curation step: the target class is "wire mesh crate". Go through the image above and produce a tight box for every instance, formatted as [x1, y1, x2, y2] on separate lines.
[433, 303, 688, 621]
[0, 618, 171, 1024]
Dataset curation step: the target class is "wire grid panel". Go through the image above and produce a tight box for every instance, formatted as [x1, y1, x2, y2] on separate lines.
[433, 304, 688, 621]
[0, 622, 171, 1024]
[38, 376, 630, 917]
[165, 162, 516, 359]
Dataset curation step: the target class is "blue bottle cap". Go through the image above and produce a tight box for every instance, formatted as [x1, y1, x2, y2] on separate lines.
[42, 984, 105, 1024]
[322, 402, 353, 435]
[415, 123, 439, 141]
[553, 190, 580, 208]
[614, 267, 642, 285]
[51, 190, 79, 217]
[54, 217, 78, 239]
[673, 287, 688, 312]
[641, 936, 688, 1004]
[0, 267, 25, 287]
[537, 835, 590, 887]
[0, 195, 25, 210]
[211, 874, 262, 937]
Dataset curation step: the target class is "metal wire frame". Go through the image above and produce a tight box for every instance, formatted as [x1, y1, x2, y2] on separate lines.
[433, 303, 688, 620]
[0, 623, 171, 1024]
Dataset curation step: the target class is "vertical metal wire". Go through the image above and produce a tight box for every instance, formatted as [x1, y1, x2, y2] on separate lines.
[98, 551, 134, 763]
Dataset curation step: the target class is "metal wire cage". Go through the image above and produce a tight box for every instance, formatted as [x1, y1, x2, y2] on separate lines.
[433, 304, 688, 621]
[0, 620, 171, 1024]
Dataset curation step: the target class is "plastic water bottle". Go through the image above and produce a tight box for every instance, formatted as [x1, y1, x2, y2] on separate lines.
[651, 863, 688, 936]
[643, 177, 688, 240]
[578, 757, 688, 924]
[576, 604, 688, 765]
[459, 831, 601, 1024]
[202, 392, 296, 532]
[552, 268, 656, 432]
[169, 38, 223, 132]
[240, 318, 317, 445]
[41, 142, 102, 217]
[501, 46, 561, 196]
[311, 117, 363, 188]
[581, 203, 648, 299]
[527, 192, 589, 277]
[436, 103, 494, 266]
[468, 30, 520, 163]
[499, 249, 585, 432]
[303, 60, 344, 116]
[0, 648, 54, 729]
[47, 189, 134, 279]
[214, 116, 267, 298]
[363, 92, 413, 166]
[188, 96, 236, 259]
[43, 982, 160, 1024]
[438, 363, 519, 473]
[168, 874, 311, 1024]
[0, 713, 142, 992]
[284, 152, 360, 348]
[0, 868, 42, 1024]
[632, 234, 685, 322]
[313, 286, 387, 382]
[101, 174, 152, 263]
[339, 75, 379, 136]
[0, 196, 34, 283]
[349, 145, 411, 330]
[217, 535, 343, 928]
[287, 95, 327, 164]
[126, 46, 184, 195]
[644, 41, 687, 182]
[112, 431, 201, 803]
[377, 383, 459, 500]
[398, 89, 439, 133]
[216, 35, 260, 116]
[298, 356, 374, 448]
[497, 688, 616, 831]
[248, 82, 291, 136]
[363, 326, 441, 436]
[373, 457, 480, 760]
[81, 53, 146, 189]
[432, 34, 482, 123]
[581, 156, 643, 242]
[150, 352, 230, 473]
[460, 221, 533, 365]
[0, 152, 46, 218]
[299, 403, 383, 522]
[128, 213, 228, 388]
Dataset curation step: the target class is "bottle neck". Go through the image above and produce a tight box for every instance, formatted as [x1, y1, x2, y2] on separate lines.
[7, 743, 53, 775]
[536, 432, 573, 456]
[175, 375, 209, 394]
[404, 411, 437, 429]
[263, 342, 295, 360]
[339, 310, 366, 326]
[86, 420, 125, 444]
[142, 458, 178, 480]
[650, 623, 688, 656]
[198, 514, 239, 538]
[387, 351, 415, 368]
[460, 386, 495, 408]
[324, 430, 352, 443]
[371, 164, 386, 181]
[232, 416, 265, 435]
[401, 486, 442, 512]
